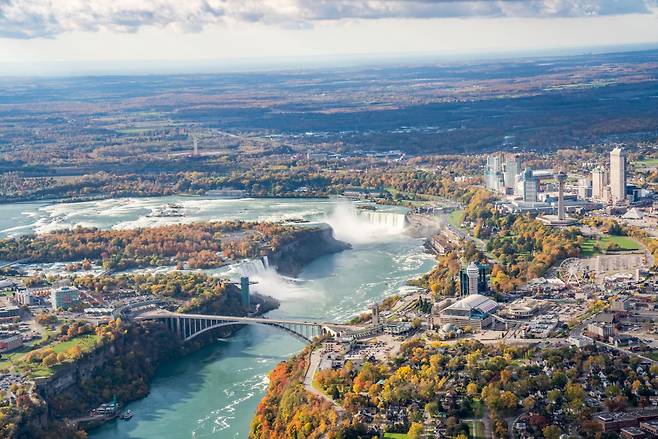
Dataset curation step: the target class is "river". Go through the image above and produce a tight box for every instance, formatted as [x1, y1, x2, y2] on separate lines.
[0, 196, 436, 438]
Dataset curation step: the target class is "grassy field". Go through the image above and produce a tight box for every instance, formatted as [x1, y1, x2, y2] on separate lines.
[51, 334, 99, 354]
[581, 235, 640, 256]
[447, 209, 465, 229]
[0, 334, 100, 377]
[383, 434, 407, 439]
[633, 158, 658, 167]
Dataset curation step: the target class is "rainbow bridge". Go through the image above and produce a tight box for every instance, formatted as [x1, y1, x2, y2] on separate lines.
[135, 309, 344, 343]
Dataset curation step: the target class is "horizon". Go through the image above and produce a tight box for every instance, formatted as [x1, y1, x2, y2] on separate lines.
[2, 0, 658, 76]
[2, 42, 658, 78]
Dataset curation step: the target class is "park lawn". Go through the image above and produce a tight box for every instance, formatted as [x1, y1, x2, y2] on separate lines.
[633, 158, 658, 167]
[448, 209, 465, 229]
[601, 235, 640, 251]
[581, 238, 599, 257]
[384, 434, 407, 439]
[0, 334, 101, 378]
[51, 334, 100, 354]
[581, 235, 640, 256]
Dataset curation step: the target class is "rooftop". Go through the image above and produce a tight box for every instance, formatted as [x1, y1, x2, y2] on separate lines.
[443, 294, 498, 314]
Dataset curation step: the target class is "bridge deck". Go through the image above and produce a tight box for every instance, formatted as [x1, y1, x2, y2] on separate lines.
[138, 310, 351, 330]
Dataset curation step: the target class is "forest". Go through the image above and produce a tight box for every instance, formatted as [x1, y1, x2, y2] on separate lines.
[0, 221, 312, 271]
[413, 188, 582, 296]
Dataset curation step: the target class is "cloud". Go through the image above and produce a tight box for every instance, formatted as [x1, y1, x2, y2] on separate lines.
[0, 0, 656, 39]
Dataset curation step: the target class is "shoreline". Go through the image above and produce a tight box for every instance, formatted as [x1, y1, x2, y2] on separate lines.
[59, 233, 350, 435]
[0, 192, 332, 206]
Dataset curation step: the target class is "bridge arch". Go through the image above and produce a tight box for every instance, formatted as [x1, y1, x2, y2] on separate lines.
[181, 320, 315, 343]
[153, 314, 326, 344]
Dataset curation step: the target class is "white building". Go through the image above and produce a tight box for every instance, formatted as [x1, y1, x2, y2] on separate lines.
[438, 294, 498, 330]
[466, 262, 480, 295]
[578, 176, 592, 200]
[610, 147, 626, 204]
[502, 154, 522, 192]
[591, 166, 609, 202]
[484, 154, 505, 193]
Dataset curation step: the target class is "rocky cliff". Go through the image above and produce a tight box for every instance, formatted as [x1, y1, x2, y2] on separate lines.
[268, 225, 351, 277]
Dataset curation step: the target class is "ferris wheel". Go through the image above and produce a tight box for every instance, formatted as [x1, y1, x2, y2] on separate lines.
[558, 258, 587, 286]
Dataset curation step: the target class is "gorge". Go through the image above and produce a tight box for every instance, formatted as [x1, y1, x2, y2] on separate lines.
[0, 196, 436, 438]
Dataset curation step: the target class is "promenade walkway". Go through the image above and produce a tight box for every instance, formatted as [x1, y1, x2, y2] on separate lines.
[302, 349, 345, 416]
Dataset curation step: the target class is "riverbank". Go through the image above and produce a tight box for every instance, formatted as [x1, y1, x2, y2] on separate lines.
[5, 284, 279, 437]
[0, 196, 433, 438]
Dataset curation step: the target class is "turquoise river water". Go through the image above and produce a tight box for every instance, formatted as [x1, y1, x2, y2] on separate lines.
[0, 196, 436, 438]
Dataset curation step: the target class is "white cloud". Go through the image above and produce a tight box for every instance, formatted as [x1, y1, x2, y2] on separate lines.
[0, 0, 655, 39]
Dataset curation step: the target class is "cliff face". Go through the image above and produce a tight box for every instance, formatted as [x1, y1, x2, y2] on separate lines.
[269, 226, 350, 277]
[26, 285, 280, 436]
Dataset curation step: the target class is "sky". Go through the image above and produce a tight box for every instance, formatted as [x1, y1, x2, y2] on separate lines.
[1, 0, 658, 75]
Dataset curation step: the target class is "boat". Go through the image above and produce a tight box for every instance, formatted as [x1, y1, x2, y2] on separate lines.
[146, 206, 185, 217]
[120, 410, 133, 420]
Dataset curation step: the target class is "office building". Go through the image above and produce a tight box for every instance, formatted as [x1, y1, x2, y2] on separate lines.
[610, 147, 626, 204]
[591, 166, 609, 202]
[0, 334, 23, 353]
[502, 154, 522, 191]
[14, 290, 36, 306]
[517, 169, 539, 202]
[484, 154, 505, 193]
[578, 176, 592, 199]
[50, 286, 80, 310]
[0, 306, 20, 321]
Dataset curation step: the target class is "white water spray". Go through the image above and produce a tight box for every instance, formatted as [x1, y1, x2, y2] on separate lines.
[324, 202, 407, 244]
[234, 256, 310, 301]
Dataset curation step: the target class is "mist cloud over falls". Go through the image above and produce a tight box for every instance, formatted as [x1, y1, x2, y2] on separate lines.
[1, 0, 656, 39]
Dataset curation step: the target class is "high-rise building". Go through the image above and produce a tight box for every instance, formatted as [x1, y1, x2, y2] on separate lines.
[484, 154, 505, 193]
[555, 172, 567, 221]
[459, 263, 489, 296]
[502, 154, 522, 191]
[50, 286, 80, 310]
[591, 167, 608, 201]
[466, 263, 479, 295]
[578, 176, 592, 200]
[610, 147, 626, 204]
[517, 168, 539, 202]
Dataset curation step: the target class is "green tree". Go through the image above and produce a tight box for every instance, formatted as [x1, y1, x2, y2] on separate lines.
[542, 425, 562, 439]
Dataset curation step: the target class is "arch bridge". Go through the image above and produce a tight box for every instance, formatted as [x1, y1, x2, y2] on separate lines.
[137, 310, 341, 343]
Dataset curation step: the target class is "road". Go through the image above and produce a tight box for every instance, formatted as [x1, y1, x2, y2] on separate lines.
[302, 349, 345, 416]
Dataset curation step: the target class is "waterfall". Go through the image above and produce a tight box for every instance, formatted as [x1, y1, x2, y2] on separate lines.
[355, 210, 407, 233]
[237, 257, 269, 277]
[233, 255, 308, 301]
[324, 202, 408, 244]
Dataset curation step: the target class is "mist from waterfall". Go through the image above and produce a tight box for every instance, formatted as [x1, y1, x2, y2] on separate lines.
[231, 256, 311, 302]
[324, 202, 407, 244]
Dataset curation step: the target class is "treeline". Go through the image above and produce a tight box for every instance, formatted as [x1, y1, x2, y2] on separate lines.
[414, 188, 581, 295]
[486, 217, 581, 292]
[0, 221, 307, 271]
[73, 271, 248, 315]
[250, 347, 345, 439]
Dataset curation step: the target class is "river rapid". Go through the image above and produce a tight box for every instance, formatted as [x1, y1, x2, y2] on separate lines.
[0, 196, 436, 438]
